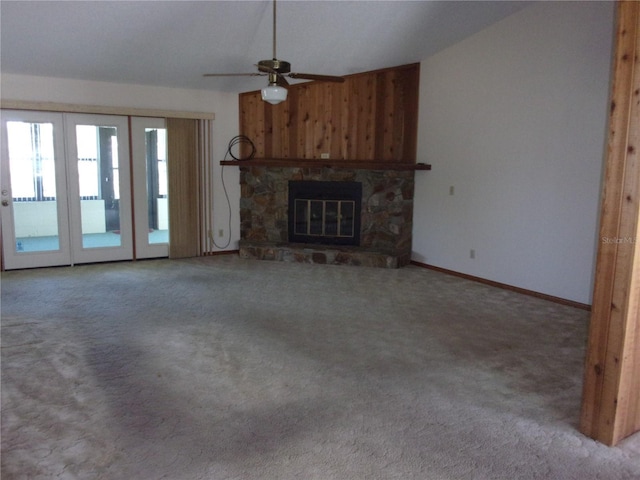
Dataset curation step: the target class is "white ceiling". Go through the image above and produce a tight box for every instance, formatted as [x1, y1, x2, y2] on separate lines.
[1, 0, 531, 93]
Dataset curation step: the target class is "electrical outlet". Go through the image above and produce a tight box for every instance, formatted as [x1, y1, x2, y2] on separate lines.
[320, 153, 330, 159]
[449, 186, 455, 196]
[470, 249, 475, 259]
[218, 229, 224, 237]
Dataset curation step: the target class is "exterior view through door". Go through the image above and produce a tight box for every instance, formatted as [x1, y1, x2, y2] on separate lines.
[0, 111, 168, 269]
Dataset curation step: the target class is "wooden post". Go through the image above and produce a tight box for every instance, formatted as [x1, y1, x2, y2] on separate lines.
[580, 0, 640, 446]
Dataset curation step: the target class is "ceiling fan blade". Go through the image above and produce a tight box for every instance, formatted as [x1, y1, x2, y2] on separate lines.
[276, 74, 289, 87]
[288, 73, 345, 83]
[203, 73, 264, 77]
[256, 63, 274, 74]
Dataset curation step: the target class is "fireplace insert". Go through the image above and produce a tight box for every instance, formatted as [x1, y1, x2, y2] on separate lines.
[288, 181, 362, 246]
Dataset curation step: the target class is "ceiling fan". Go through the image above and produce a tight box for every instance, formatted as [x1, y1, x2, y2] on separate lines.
[203, 0, 345, 104]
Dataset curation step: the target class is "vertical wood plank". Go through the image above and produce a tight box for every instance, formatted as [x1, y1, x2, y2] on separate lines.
[264, 102, 274, 158]
[374, 71, 388, 160]
[360, 74, 376, 160]
[580, 0, 640, 446]
[287, 86, 298, 158]
[239, 91, 266, 158]
[255, 96, 267, 158]
[623, 208, 640, 433]
[347, 74, 373, 160]
[238, 93, 248, 158]
[299, 84, 313, 158]
[403, 64, 420, 163]
[303, 84, 316, 158]
[308, 83, 319, 157]
[375, 69, 405, 162]
[266, 95, 292, 159]
[277, 96, 290, 158]
[330, 81, 344, 159]
[268, 103, 279, 158]
[315, 82, 332, 157]
[342, 74, 354, 158]
[390, 70, 405, 162]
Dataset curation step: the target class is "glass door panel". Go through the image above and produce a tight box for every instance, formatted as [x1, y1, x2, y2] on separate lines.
[75, 124, 122, 248]
[145, 126, 168, 245]
[1, 111, 71, 269]
[65, 114, 132, 264]
[131, 117, 169, 259]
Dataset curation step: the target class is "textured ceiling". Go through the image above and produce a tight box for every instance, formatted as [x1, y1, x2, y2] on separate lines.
[1, 0, 530, 93]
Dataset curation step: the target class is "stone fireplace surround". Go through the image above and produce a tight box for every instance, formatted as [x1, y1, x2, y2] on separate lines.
[238, 166, 415, 268]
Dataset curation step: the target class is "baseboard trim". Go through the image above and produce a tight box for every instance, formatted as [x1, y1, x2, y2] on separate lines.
[410, 261, 591, 311]
[202, 250, 240, 257]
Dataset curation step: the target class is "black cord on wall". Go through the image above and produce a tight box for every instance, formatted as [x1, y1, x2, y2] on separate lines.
[226, 134, 256, 161]
[211, 135, 256, 250]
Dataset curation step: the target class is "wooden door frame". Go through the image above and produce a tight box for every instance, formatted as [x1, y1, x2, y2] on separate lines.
[580, 0, 640, 446]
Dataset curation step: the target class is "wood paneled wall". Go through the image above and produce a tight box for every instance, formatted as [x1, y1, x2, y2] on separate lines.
[239, 63, 419, 163]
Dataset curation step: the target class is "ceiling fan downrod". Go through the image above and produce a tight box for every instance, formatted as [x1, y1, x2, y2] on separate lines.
[272, 0, 277, 60]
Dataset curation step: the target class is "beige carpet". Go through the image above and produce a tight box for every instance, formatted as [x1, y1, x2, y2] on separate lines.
[1, 256, 639, 479]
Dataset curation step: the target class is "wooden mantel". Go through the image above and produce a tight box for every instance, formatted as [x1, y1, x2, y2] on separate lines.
[220, 158, 431, 171]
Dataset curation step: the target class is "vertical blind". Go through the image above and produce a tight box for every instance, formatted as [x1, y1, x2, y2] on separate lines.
[198, 119, 214, 255]
[166, 117, 215, 258]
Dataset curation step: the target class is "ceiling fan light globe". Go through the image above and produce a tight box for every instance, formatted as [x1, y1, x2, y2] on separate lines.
[261, 85, 288, 104]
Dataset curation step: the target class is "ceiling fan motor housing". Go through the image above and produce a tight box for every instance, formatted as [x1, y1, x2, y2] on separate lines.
[258, 59, 291, 74]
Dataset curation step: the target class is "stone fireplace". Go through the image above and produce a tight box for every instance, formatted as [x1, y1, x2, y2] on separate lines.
[232, 63, 425, 268]
[238, 166, 415, 268]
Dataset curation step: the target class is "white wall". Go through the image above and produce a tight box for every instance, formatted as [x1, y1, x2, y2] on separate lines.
[412, 1, 614, 304]
[1, 74, 241, 252]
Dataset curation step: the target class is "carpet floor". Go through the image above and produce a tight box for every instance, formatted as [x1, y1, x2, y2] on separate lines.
[1, 256, 639, 479]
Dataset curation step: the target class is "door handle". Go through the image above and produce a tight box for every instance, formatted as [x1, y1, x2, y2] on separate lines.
[2, 200, 9, 207]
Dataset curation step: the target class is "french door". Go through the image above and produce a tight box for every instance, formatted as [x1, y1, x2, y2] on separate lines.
[131, 117, 169, 259]
[64, 113, 133, 265]
[1, 111, 71, 268]
[1, 111, 168, 269]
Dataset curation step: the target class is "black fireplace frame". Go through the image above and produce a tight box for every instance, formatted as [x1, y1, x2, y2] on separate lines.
[288, 180, 362, 246]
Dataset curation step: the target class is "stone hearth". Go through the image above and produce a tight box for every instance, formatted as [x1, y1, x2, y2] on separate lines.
[239, 166, 415, 268]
